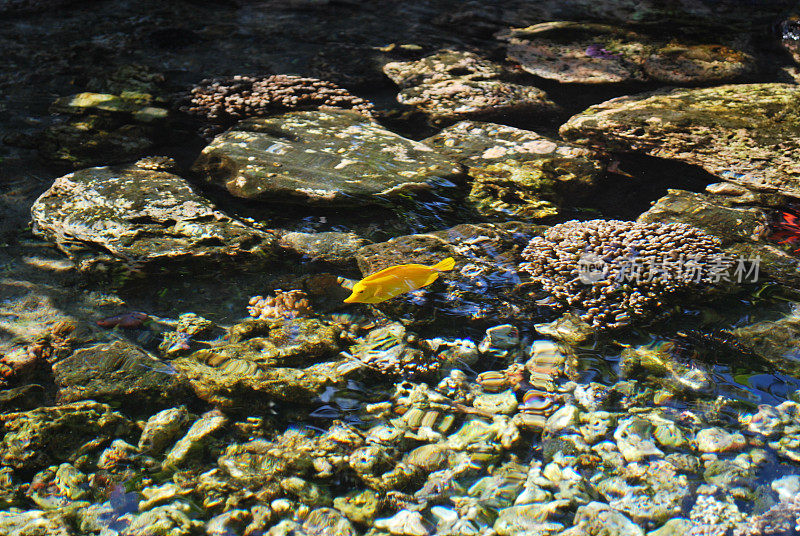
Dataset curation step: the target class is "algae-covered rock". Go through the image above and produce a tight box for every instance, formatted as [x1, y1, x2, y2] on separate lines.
[52, 340, 190, 409]
[0, 401, 132, 471]
[597, 460, 689, 525]
[218, 423, 363, 502]
[138, 406, 191, 455]
[302, 507, 356, 536]
[191, 110, 464, 206]
[163, 410, 227, 469]
[384, 50, 509, 88]
[39, 92, 174, 168]
[354, 221, 545, 324]
[278, 231, 369, 266]
[423, 120, 604, 168]
[423, 121, 604, 220]
[561, 84, 800, 198]
[499, 22, 753, 84]
[171, 357, 345, 409]
[564, 501, 644, 536]
[397, 78, 559, 123]
[731, 306, 800, 377]
[193, 317, 339, 368]
[0, 508, 74, 536]
[30, 163, 277, 272]
[466, 160, 598, 220]
[333, 489, 381, 524]
[118, 501, 204, 536]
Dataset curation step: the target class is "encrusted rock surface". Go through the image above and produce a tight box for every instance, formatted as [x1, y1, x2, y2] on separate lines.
[30, 163, 277, 271]
[560, 84, 800, 198]
[0, 401, 133, 471]
[384, 50, 509, 88]
[499, 22, 754, 84]
[397, 78, 559, 123]
[191, 110, 464, 206]
[423, 121, 604, 219]
[52, 340, 190, 410]
[638, 189, 800, 290]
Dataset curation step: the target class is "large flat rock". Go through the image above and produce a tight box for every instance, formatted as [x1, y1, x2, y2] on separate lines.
[191, 110, 464, 206]
[499, 22, 754, 85]
[560, 84, 800, 198]
[52, 340, 191, 410]
[30, 162, 277, 271]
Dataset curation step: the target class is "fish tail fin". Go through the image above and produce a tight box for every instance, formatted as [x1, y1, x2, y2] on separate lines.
[433, 257, 455, 272]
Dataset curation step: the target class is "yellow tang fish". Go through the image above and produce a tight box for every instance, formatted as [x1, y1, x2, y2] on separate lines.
[343, 257, 456, 304]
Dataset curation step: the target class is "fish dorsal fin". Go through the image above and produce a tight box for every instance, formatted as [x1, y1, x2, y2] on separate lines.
[432, 257, 455, 271]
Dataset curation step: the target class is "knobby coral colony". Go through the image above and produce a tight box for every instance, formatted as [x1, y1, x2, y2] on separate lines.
[769, 207, 800, 253]
[520, 219, 730, 330]
[178, 74, 374, 128]
[248, 289, 313, 320]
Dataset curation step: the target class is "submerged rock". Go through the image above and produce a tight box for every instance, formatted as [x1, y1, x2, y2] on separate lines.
[172, 339, 347, 409]
[695, 428, 746, 453]
[218, 423, 364, 502]
[499, 22, 753, 84]
[52, 340, 190, 410]
[119, 501, 204, 536]
[38, 92, 174, 168]
[30, 163, 277, 271]
[397, 78, 559, 123]
[561, 84, 800, 198]
[195, 317, 339, 368]
[731, 306, 800, 377]
[0, 401, 132, 471]
[384, 50, 557, 124]
[278, 231, 369, 266]
[639, 189, 800, 290]
[191, 110, 464, 206]
[138, 406, 191, 455]
[563, 501, 644, 536]
[0, 508, 73, 536]
[424, 120, 603, 167]
[383, 49, 509, 88]
[423, 121, 604, 221]
[163, 409, 227, 469]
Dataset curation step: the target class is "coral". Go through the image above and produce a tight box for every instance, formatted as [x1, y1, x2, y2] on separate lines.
[520, 219, 730, 330]
[247, 289, 313, 320]
[177, 74, 373, 131]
